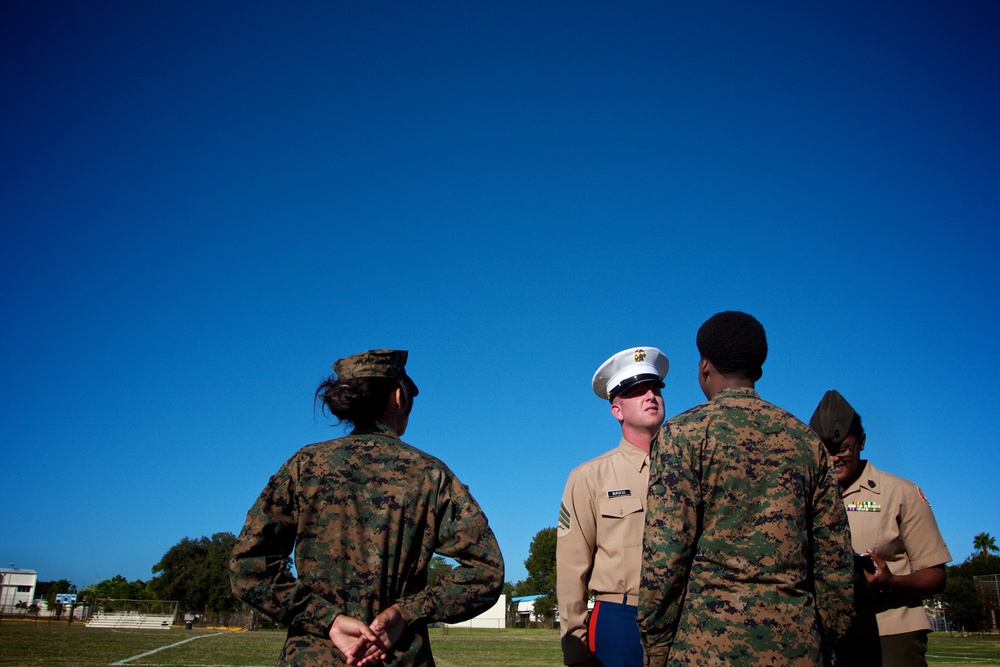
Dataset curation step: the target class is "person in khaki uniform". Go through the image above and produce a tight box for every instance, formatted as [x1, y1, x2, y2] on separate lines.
[557, 347, 669, 667]
[810, 389, 951, 667]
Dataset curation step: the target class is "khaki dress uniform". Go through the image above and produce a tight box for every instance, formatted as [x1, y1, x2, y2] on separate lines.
[557, 438, 650, 664]
[840, 460, 952, 638]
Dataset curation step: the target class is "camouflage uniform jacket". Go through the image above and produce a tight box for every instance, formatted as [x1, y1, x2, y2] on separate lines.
[230, 423, 504, 666]
[639, 387, 854, 666]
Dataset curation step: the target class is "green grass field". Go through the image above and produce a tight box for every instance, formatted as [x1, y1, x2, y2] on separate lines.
[0, 620, 997, 666]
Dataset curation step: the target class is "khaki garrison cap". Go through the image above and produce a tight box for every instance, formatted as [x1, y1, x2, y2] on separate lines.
[592, 347, 669, 400]
[333, 349, 419, 395]
[809, 389, 856, 448]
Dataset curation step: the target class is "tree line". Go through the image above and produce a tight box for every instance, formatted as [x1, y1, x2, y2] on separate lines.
[35, 529, 998, 629]
[37, 532, 241, 614]
[939, 532, 1000, 632]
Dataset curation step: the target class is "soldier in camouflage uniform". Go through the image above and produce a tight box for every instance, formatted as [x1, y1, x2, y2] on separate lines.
[230, 349, 504, 666]
[639, 312, 854, 666]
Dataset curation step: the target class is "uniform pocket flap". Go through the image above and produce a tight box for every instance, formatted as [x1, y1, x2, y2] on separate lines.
[599, 495, 643, 519]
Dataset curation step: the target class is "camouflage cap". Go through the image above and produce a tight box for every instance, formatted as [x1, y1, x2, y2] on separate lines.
[332, 349, 418, 395]
[809, 389, 855, 448]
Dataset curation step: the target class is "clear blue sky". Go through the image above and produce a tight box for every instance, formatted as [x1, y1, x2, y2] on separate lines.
[3, 2, 997, 590]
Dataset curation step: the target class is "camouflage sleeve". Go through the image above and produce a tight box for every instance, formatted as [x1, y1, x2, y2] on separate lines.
[395, 475, 504, 625]
[229, 459, 344, 638]
[639, 423, 698, 667]
[809, 446, 855, 649]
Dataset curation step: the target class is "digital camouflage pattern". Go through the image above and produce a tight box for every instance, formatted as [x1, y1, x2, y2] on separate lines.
[639, 387, 854, 666]
[332, 349, 416, 389]
[230, 423, 504, 666]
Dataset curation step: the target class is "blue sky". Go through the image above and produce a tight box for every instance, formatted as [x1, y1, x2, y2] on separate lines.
[2, 2, 997, 590]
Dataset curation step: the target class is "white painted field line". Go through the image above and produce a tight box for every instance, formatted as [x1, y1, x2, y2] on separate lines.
[111, 632, 224, 665]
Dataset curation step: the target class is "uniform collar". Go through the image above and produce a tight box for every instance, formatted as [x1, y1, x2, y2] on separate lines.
[713, 386, 760, 401]
[351, 422, 401, 439]
[842, 460, 880, 496]
[618, 437, 650, 472]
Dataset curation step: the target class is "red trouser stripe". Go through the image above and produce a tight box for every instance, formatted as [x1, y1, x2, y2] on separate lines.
[587, 600, 602, 655]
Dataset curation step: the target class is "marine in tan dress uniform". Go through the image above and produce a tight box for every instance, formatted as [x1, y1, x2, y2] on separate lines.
[811, 390, 951, 667]
[557, 347, 669, 667]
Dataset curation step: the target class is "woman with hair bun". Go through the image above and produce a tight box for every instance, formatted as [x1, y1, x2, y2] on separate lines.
[230, 349, 504, 666]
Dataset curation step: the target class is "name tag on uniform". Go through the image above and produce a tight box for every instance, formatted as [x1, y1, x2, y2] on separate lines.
[608, 489, 631, 498]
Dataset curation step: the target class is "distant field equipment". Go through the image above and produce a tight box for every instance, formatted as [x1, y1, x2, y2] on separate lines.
[86, 598, 179, 630]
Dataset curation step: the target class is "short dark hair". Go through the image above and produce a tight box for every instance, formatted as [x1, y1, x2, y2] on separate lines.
[848, 411, 864, 440]
[315, 376, 414, 429]
[696, 311, 768, 381]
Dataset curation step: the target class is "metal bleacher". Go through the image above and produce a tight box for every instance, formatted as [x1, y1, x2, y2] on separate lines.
[86, 611, 174, 629]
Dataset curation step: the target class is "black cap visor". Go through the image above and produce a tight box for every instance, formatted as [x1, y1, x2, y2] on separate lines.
[608, 373, 664, 400]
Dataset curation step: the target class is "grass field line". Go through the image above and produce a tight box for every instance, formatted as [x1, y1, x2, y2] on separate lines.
[111, 631, 225, 665]
[926, 655, 1000, 664]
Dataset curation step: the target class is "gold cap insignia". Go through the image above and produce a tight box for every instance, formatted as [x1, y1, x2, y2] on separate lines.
[634, 349, 646, 362]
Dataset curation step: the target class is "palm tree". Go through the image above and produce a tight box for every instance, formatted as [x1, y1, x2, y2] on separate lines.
[973, 532, 999, 557]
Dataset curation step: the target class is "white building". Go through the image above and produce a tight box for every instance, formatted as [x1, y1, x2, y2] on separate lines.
[0, 567, 38, 611]
[443, 594, 507, 629]
[510, 594, 555, 624]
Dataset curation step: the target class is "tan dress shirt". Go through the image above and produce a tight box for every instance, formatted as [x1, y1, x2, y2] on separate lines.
[842, 460, 952, 636]
[557, 438, 649, 664]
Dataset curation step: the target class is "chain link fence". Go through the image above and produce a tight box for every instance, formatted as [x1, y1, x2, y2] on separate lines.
[973, 574, 1000, 630]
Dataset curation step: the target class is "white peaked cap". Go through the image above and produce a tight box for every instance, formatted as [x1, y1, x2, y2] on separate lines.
[592, 347, 669, 400]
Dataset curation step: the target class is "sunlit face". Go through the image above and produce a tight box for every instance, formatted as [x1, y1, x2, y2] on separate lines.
[828, 433, 865, 487]
[611, 381, 665, 431]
